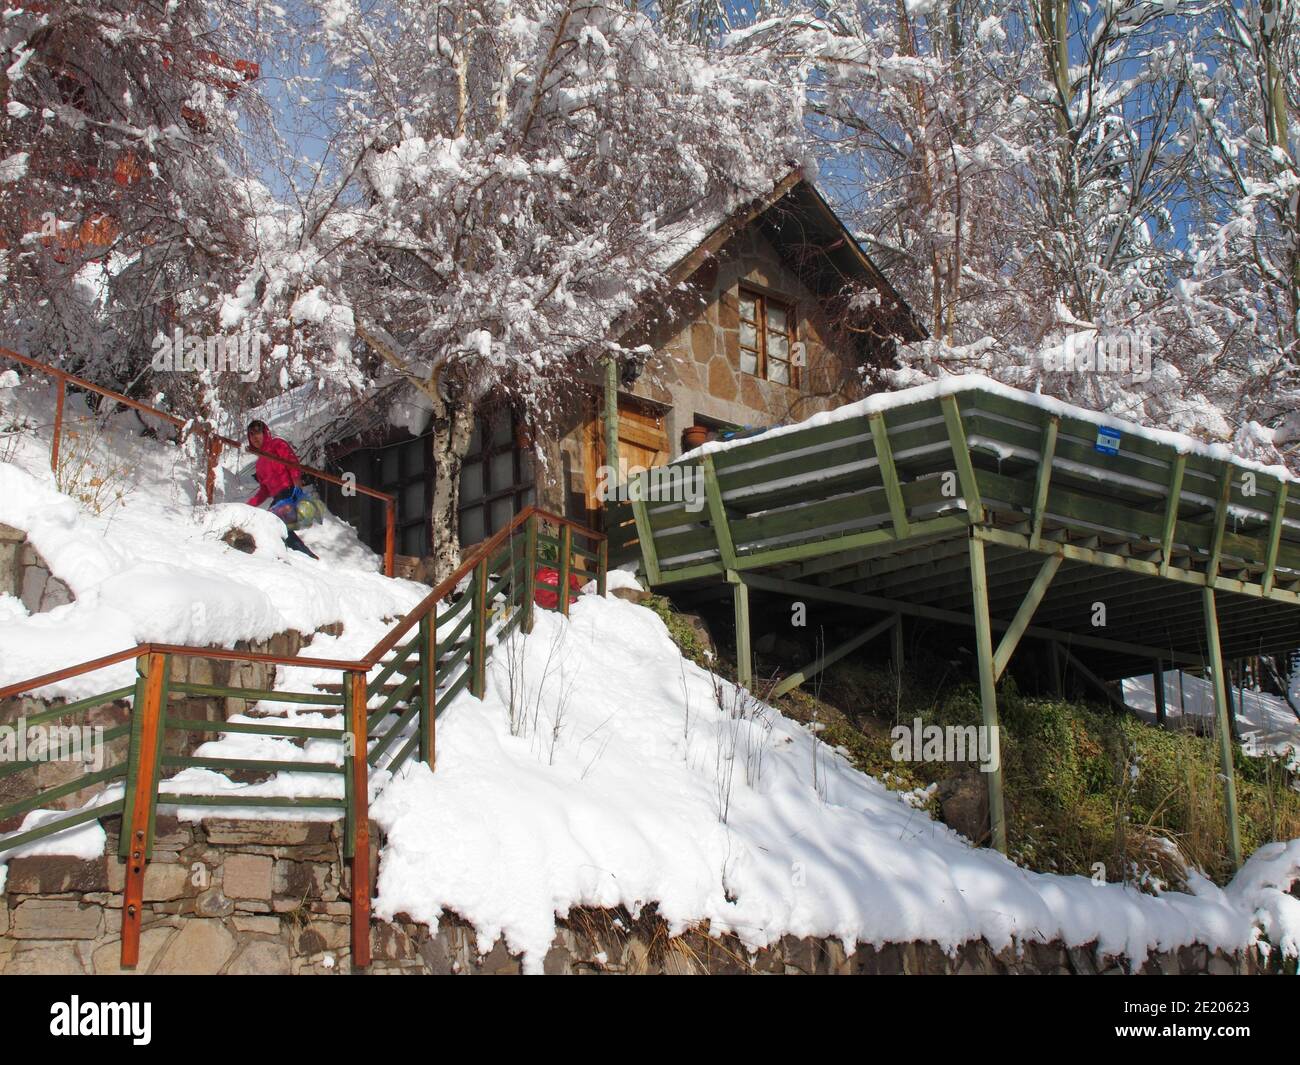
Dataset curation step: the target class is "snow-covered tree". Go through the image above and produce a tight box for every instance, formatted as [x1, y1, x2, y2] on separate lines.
[226, 0, 808, 575]
[0, 0, 273, 407]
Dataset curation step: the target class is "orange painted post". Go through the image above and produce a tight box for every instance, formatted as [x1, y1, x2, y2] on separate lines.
[597, 537, 607, 598]
[50, 375, 66, 474]
[558, 524, 573, 616]
[119, 652, 168, 969]
[384, 499, 396, 577]
[204, 434, 222, 503]
[348, 669, 372, 969]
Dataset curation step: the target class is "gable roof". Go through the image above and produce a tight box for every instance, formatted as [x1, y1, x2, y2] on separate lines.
[651, 169, 926, 345]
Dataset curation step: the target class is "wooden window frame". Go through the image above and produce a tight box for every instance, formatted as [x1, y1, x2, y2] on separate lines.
[738, 286, 799, 388]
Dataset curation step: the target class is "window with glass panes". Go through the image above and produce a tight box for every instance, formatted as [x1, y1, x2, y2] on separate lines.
[738, 288, 798, 386]
[374, 434, 434, 558]
[457, 409, 534, 546]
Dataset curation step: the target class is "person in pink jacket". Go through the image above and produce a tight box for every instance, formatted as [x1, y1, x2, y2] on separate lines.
[245, 419, 319, 559]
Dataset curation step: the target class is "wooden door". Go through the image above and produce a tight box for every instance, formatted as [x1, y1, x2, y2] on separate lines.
[582, 396, 670, 520]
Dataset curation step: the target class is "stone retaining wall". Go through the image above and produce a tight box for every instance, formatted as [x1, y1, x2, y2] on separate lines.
[0, 522, 72, 613]
[0, 815, 1282, 975]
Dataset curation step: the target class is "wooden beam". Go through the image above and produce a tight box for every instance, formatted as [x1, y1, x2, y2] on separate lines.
[975, 524, 1300, 607]
[1206, 466, 1232, 588]
[968, 537, 1008, 854]
[1029, 416, 1059, 550]
[1202, 588, 1242, 870]
[729, 569, 752, 689]
[869, 412, 910, 538]
[348, 669, 373, 968]
[992, 554, 1062, 681]
[770, 614, 898, 699]
[119, 651, 167, 970]
[1057, 643, 1129, 713]
[1159, 453, 1186, 577]
[702, 454, 738, 570]
[604, 355, 620, 481]
[738, 571, 1206, 669]
[941, 395, 984, 524]
[1262, 479, 1288, 594]
[629, 470, 662, 585]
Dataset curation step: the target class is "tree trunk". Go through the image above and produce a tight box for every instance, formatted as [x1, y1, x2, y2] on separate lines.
[428, 400, 477, 581]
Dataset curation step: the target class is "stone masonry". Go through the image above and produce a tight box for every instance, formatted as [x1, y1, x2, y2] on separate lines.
[1, 814, 1285, 975]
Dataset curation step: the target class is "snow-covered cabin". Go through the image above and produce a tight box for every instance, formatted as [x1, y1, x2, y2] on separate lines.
[324, 171, 922, 560]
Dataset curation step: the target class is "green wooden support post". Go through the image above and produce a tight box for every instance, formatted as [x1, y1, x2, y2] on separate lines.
[470, 558, 488, 698]
[341, 670, 357, 861]
[891, 614, 904, 674]
[523, 513, 537, 633]
[702, 454, 738, 570]
[1029, 417, 1059, 550]
[869, 412, 910, 539]
[729, 570, 752, 689]
[1159, 454, 1186, 577]
[968, 536, 1008, 854]
[558, 523, 573, 617]
[992, 554, 1062, 681]
[1206, 466, 1232, 589]
[604, 356, 620, 483]
[630, 470, 661, 585]
[1262, 479, 1288, 595]
[941, 395, 984, 524]
[119, 654, 152, 861]
[597, 536, 608, 597]
[1153, 660, 1167, 728]
[1202, 587, 1242, 870]
[419, 612, 436, 768]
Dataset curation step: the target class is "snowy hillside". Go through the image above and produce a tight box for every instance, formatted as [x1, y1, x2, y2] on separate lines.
[2, 373, 1300, 973]
[0, 374, 427, 698]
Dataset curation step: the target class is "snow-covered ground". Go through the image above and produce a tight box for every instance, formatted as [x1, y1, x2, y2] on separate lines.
[2, 372, 1299, 972]
[1123, 672, 1300, 771]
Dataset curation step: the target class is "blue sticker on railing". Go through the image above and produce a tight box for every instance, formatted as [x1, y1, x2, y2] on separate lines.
[1095, 427, 1121, 455]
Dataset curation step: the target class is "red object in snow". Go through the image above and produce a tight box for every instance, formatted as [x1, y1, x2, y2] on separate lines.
[534, 567, 582, 610]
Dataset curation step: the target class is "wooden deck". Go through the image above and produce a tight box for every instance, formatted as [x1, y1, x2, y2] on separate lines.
[607, 380, 1300, 863]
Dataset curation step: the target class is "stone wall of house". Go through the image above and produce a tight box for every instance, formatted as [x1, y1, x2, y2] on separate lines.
[1, 814, 1284, 974]
[626, 226, 867, 455]
[532, 225, 871, 524]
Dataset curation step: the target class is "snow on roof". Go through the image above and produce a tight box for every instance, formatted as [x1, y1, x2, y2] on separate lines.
[683, 372, 1299, 483]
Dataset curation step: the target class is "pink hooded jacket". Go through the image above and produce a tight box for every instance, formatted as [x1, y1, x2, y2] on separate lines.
[247, 433, 303, 506]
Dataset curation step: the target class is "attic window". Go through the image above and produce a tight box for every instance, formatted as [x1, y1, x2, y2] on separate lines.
[738, 288, 798, 387]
